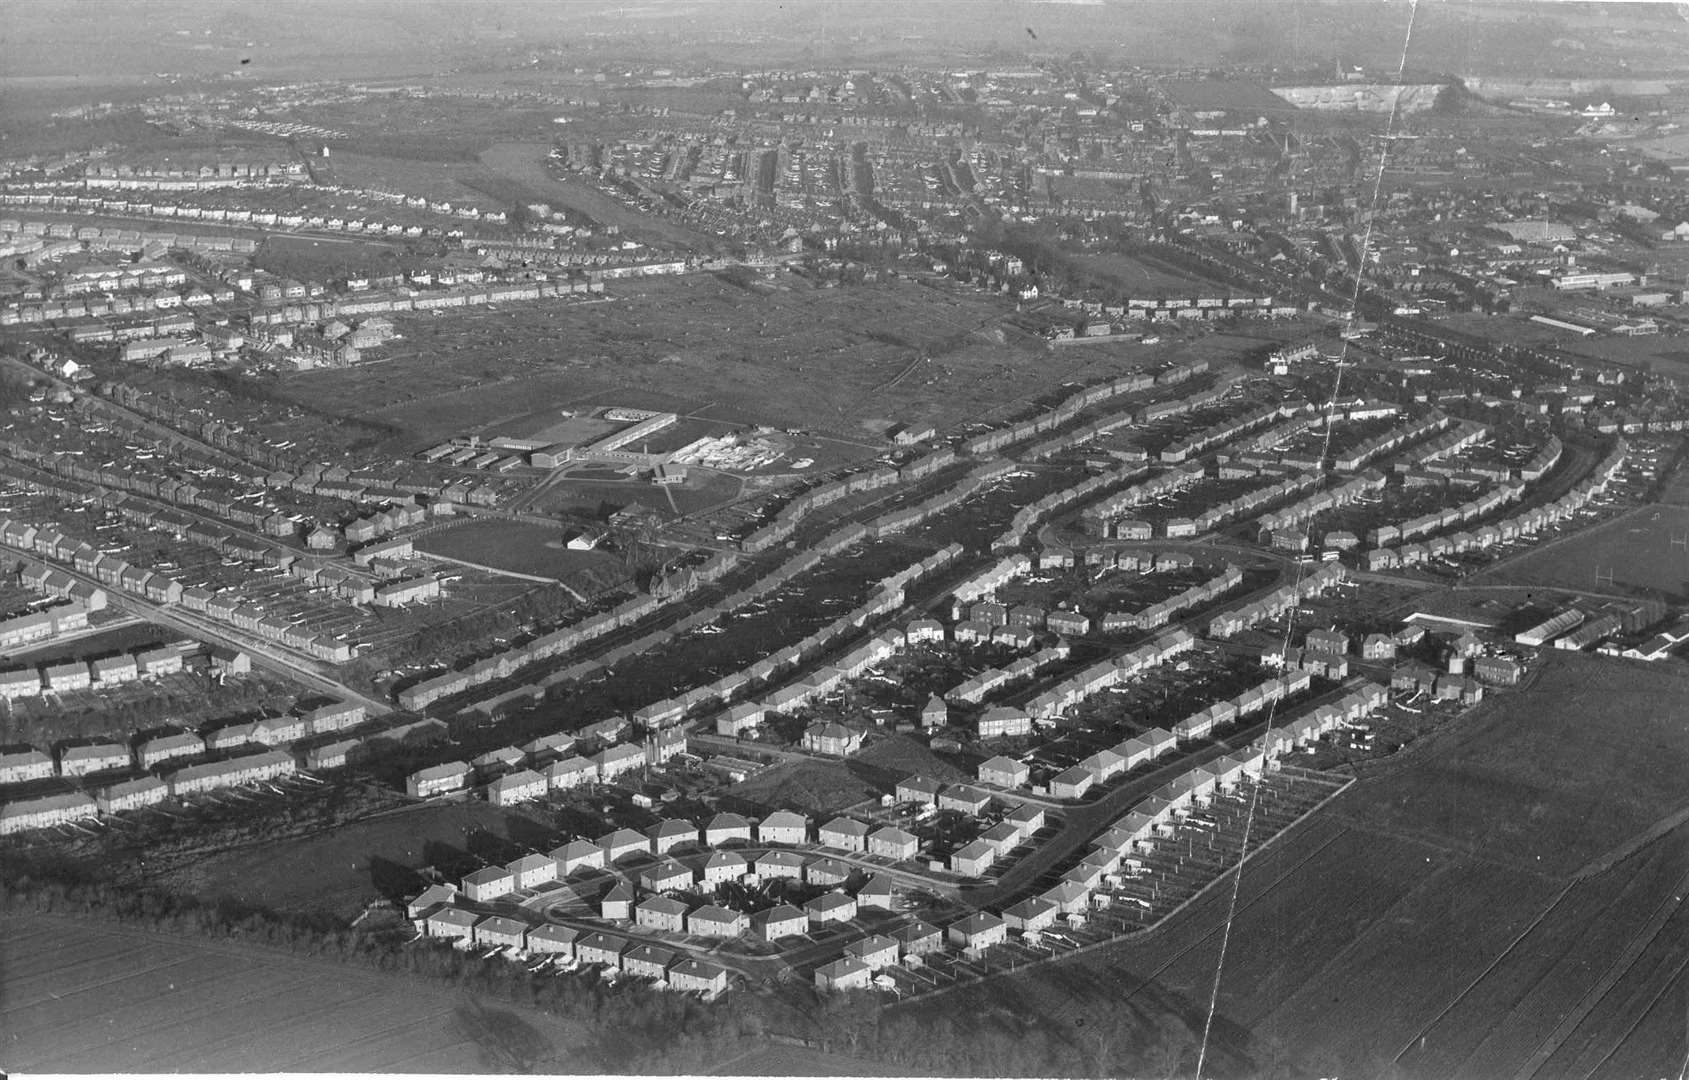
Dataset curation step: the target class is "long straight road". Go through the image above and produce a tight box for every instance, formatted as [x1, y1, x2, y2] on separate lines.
[23, 556, 391, 717]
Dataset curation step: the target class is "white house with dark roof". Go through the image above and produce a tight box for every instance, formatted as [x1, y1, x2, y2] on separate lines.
[950, 838, 997, 877]
[755, 849, 806, 880]
[134, 730, 204, 769]
[702, 849, 749, 886]
[474, 915, 529, 950]
[649, 818, 699, 854]
[844, 934, 900, 971]
[95, 775, 167, 813]
[635, 894, 688, 934]
[488, 768, 546, 806]
[815, 956, 872, 990]
[757, 809, 808, 845]
[704, 812, 752, 846]
[552, 838, 605, 876]
[857, 874, 898, 911]
[866, 825, 919, 861]
[806, 891, 858, 924]
[507, 853, 557, 889]
[0, 791, 98, 835]
[895, 775, 943, 805]
[805, 857, 851, 887]
[896, 920, 942, 956]
[668, 958, 728, 996]
[758, 903, 809, 941]
[687, 904, 749, 938]
[526, 923, 579, 958]
[938, 785, 992, 816]
[641, 858, 696, 894]
[819, 816, 870, 852]
[948, 911, 1007, 953]
[598, 827, 650, 863]
[544, 756, 598, 789]
[976, 755, 1028, 789]
[462, 866, 516, 903]
[1002, 897, 1059, 933]
[422, 906, 478, 941]
[0, 747, 54, 784]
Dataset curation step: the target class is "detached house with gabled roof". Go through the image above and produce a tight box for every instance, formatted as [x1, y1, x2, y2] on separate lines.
[668, 958, 728, 996]
[649, 817, 699, 854]
[857, 874, 898, 911]
[622, 942, 678, 982]
[819, 816, 870, 852]
[507, 853, 557, 890]
[575, 931, 628, 970]
[895, 775, 943, 805]
[641, 858, 695, 894]
[462, 866, 516, 903]
[757, 809, 809, 845]
[704, 812, 752, 846]
[598, 827, 650, 863]
[687, 904, 748, 938]
[758, 903, 809, 941]
[552, 838, 605, 877]
[866, 825, 919, 861]
[599, 881, 635, 921]
[815, 956, 873, 991]
[754, 849, 806, 880]
[844, 934, 900, 971]
[802, 721, 863, 757]
[895, 920, 942, 956]
[805, 857, 850, 887]
[635, 894, 688, 934]
[948, 911, 1007, 953]
[526, 923, 579, 958]
[977, 755, 1028, 789]
[488, 768, 546, 806]
[422, 905, 478, 941]
[702, 850, 749, 886]
[806, 890, 858, 925]
[938, 785, 992, 816]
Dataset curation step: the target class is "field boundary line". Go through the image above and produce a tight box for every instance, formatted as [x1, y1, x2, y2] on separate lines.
[897, 776, 1353, 1007]
[1458, 502, 1649, 586]
[1386, 879, 1578, 1072]
[1501, 865, 1689, 1080]
[1564, 942, 1689, 1080]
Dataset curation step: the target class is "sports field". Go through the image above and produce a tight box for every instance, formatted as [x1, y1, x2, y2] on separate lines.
[0, 915, 590, 1072]
[1473, 503, 1689, 597]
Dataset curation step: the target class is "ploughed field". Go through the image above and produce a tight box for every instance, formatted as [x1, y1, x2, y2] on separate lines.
[0, 915, 592, 1073]
[1011, 651, 1689, 1078]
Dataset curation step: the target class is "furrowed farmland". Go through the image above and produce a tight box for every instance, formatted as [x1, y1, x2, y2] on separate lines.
[972, 650, 1689, 1078]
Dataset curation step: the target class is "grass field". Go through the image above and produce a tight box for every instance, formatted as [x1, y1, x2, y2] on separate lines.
[417, 519, 632, 588]
[1073, 251, 1234, 298]
[0, 914, 592, 1072]
[157, 799, 521, 922]
[1471, 503, 1689, 597]
[272, 273, 1132, 454]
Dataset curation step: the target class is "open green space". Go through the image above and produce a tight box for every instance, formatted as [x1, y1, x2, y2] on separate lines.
[156, 798, 524, 923]
[271, 274, 1130, 455]
[1472, 503, 1689, 598]
[0, 913, 593, 1073]
[417, 519, 632, 590]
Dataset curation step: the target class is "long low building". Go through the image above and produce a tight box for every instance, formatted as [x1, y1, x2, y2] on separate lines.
[0, 791, 99, 835]
[166, 749, 295, 796]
